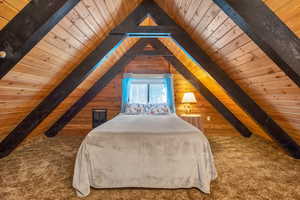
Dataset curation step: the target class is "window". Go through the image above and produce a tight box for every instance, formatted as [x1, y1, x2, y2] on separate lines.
[128, 83, 148, 104]
[149, 84, 167, 104]
[128, 81, 167, 104]
[122, 74, 175, 113]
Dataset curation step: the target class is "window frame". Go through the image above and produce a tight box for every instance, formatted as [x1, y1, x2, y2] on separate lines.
[121, 74, 175, 113]
[127, 81, 167, 104]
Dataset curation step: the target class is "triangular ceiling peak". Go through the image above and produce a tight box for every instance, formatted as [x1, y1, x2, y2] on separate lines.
[139, 15, 157, 26]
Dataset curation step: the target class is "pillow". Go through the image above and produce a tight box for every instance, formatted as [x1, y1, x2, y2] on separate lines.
[147, 104, 170, 115]
[125, 103, 147, 115]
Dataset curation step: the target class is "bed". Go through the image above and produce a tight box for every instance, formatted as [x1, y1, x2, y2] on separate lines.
[73, 113, 217, 197]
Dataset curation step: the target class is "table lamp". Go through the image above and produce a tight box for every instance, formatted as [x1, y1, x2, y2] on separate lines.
[182, 92, 197, 114]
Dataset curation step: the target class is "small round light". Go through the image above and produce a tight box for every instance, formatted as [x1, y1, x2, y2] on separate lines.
[0, 51, 6, 58]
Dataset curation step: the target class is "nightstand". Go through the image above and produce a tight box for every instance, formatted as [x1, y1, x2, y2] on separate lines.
[180, 114, 204, 132]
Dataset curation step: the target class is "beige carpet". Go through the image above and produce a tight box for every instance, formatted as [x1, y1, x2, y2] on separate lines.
[0, 134, 299, 200]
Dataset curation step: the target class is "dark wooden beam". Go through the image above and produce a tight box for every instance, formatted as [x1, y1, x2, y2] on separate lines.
[143, 1, 300, 158]
[127, 50, 173, 57]
[212, 0, 300, 87]
[148, 39, 252, 138]
[45, 39, 149, 137]
[111, 26, 181, 35]
[0, 1, 153, 158]
[0, 0, 80, 79]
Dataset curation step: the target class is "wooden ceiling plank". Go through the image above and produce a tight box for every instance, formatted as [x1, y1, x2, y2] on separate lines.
[4, 0, 29, 11]
[0, 0, 80, 79]
[180, 0, 203, 28]
[82, 0, 108, 36]
[193, 3, 221, 36]
[199, 11, 228, 41]
[213, 0, 300, 87]
[74, 2, 104, 40]
[58, 18, 91, 48]
[66, 9, 100, 44]
[189, 0, 213, 34]
[0, 1, 18, 20]
[94, 0, 116, 31]
[0, 16, 8, 30]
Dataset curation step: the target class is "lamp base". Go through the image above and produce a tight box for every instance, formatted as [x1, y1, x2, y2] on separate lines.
[183, 104, 191, 114]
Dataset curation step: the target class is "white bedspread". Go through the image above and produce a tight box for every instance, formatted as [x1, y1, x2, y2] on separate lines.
[73, 114, 217, 197]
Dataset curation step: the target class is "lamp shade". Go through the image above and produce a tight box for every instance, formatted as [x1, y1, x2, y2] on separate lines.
[182, 92, 197, 103]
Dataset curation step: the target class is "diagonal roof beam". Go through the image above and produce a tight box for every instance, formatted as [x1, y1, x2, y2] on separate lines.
[0, 0, 80, 79]
[141, 1, 300, 158]
[45, 38, 252, 138]
[212, 0, 300, 87]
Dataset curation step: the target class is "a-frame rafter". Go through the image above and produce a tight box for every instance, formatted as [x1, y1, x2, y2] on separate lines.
[0, 0, 80, 79]
[0, 0, 299, 158]
[45, 38, 253, 138]
[213, 0, 300, 88]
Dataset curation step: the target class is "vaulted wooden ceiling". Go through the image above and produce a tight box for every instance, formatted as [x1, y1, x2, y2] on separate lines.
[0, 0, 299, 157]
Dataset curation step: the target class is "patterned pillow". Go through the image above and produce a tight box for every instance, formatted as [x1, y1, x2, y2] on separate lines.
[147, 104, 170, 115]
[125, 103, 148, 115]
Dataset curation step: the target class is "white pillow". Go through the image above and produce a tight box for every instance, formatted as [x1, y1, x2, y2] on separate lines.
[125, 104, 147, 115]
[147, 104, 170, 115]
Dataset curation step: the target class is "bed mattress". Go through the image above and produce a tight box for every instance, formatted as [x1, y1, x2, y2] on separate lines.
[73, 113, 217, 197]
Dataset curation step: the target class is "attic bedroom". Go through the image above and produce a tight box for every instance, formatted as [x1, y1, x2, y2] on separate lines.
[0, 0, 299, 199]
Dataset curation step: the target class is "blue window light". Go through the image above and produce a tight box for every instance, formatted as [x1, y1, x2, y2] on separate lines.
[121, 73, 175, 112]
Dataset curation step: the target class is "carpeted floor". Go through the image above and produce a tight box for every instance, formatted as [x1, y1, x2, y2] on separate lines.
[0, 134, 299, 200]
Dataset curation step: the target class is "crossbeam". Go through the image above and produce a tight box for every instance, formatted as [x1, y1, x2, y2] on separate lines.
[127, 50, 173, 57]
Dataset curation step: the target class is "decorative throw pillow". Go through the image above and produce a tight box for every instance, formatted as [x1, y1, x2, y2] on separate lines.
[125, 103, 147, 114]
[147, 104, 170, 115]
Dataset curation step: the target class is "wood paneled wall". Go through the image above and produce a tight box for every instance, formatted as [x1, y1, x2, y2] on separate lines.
[59, 54, 170, 135]
[58, 54, 239, 137]
[171, 67, 239, 136]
